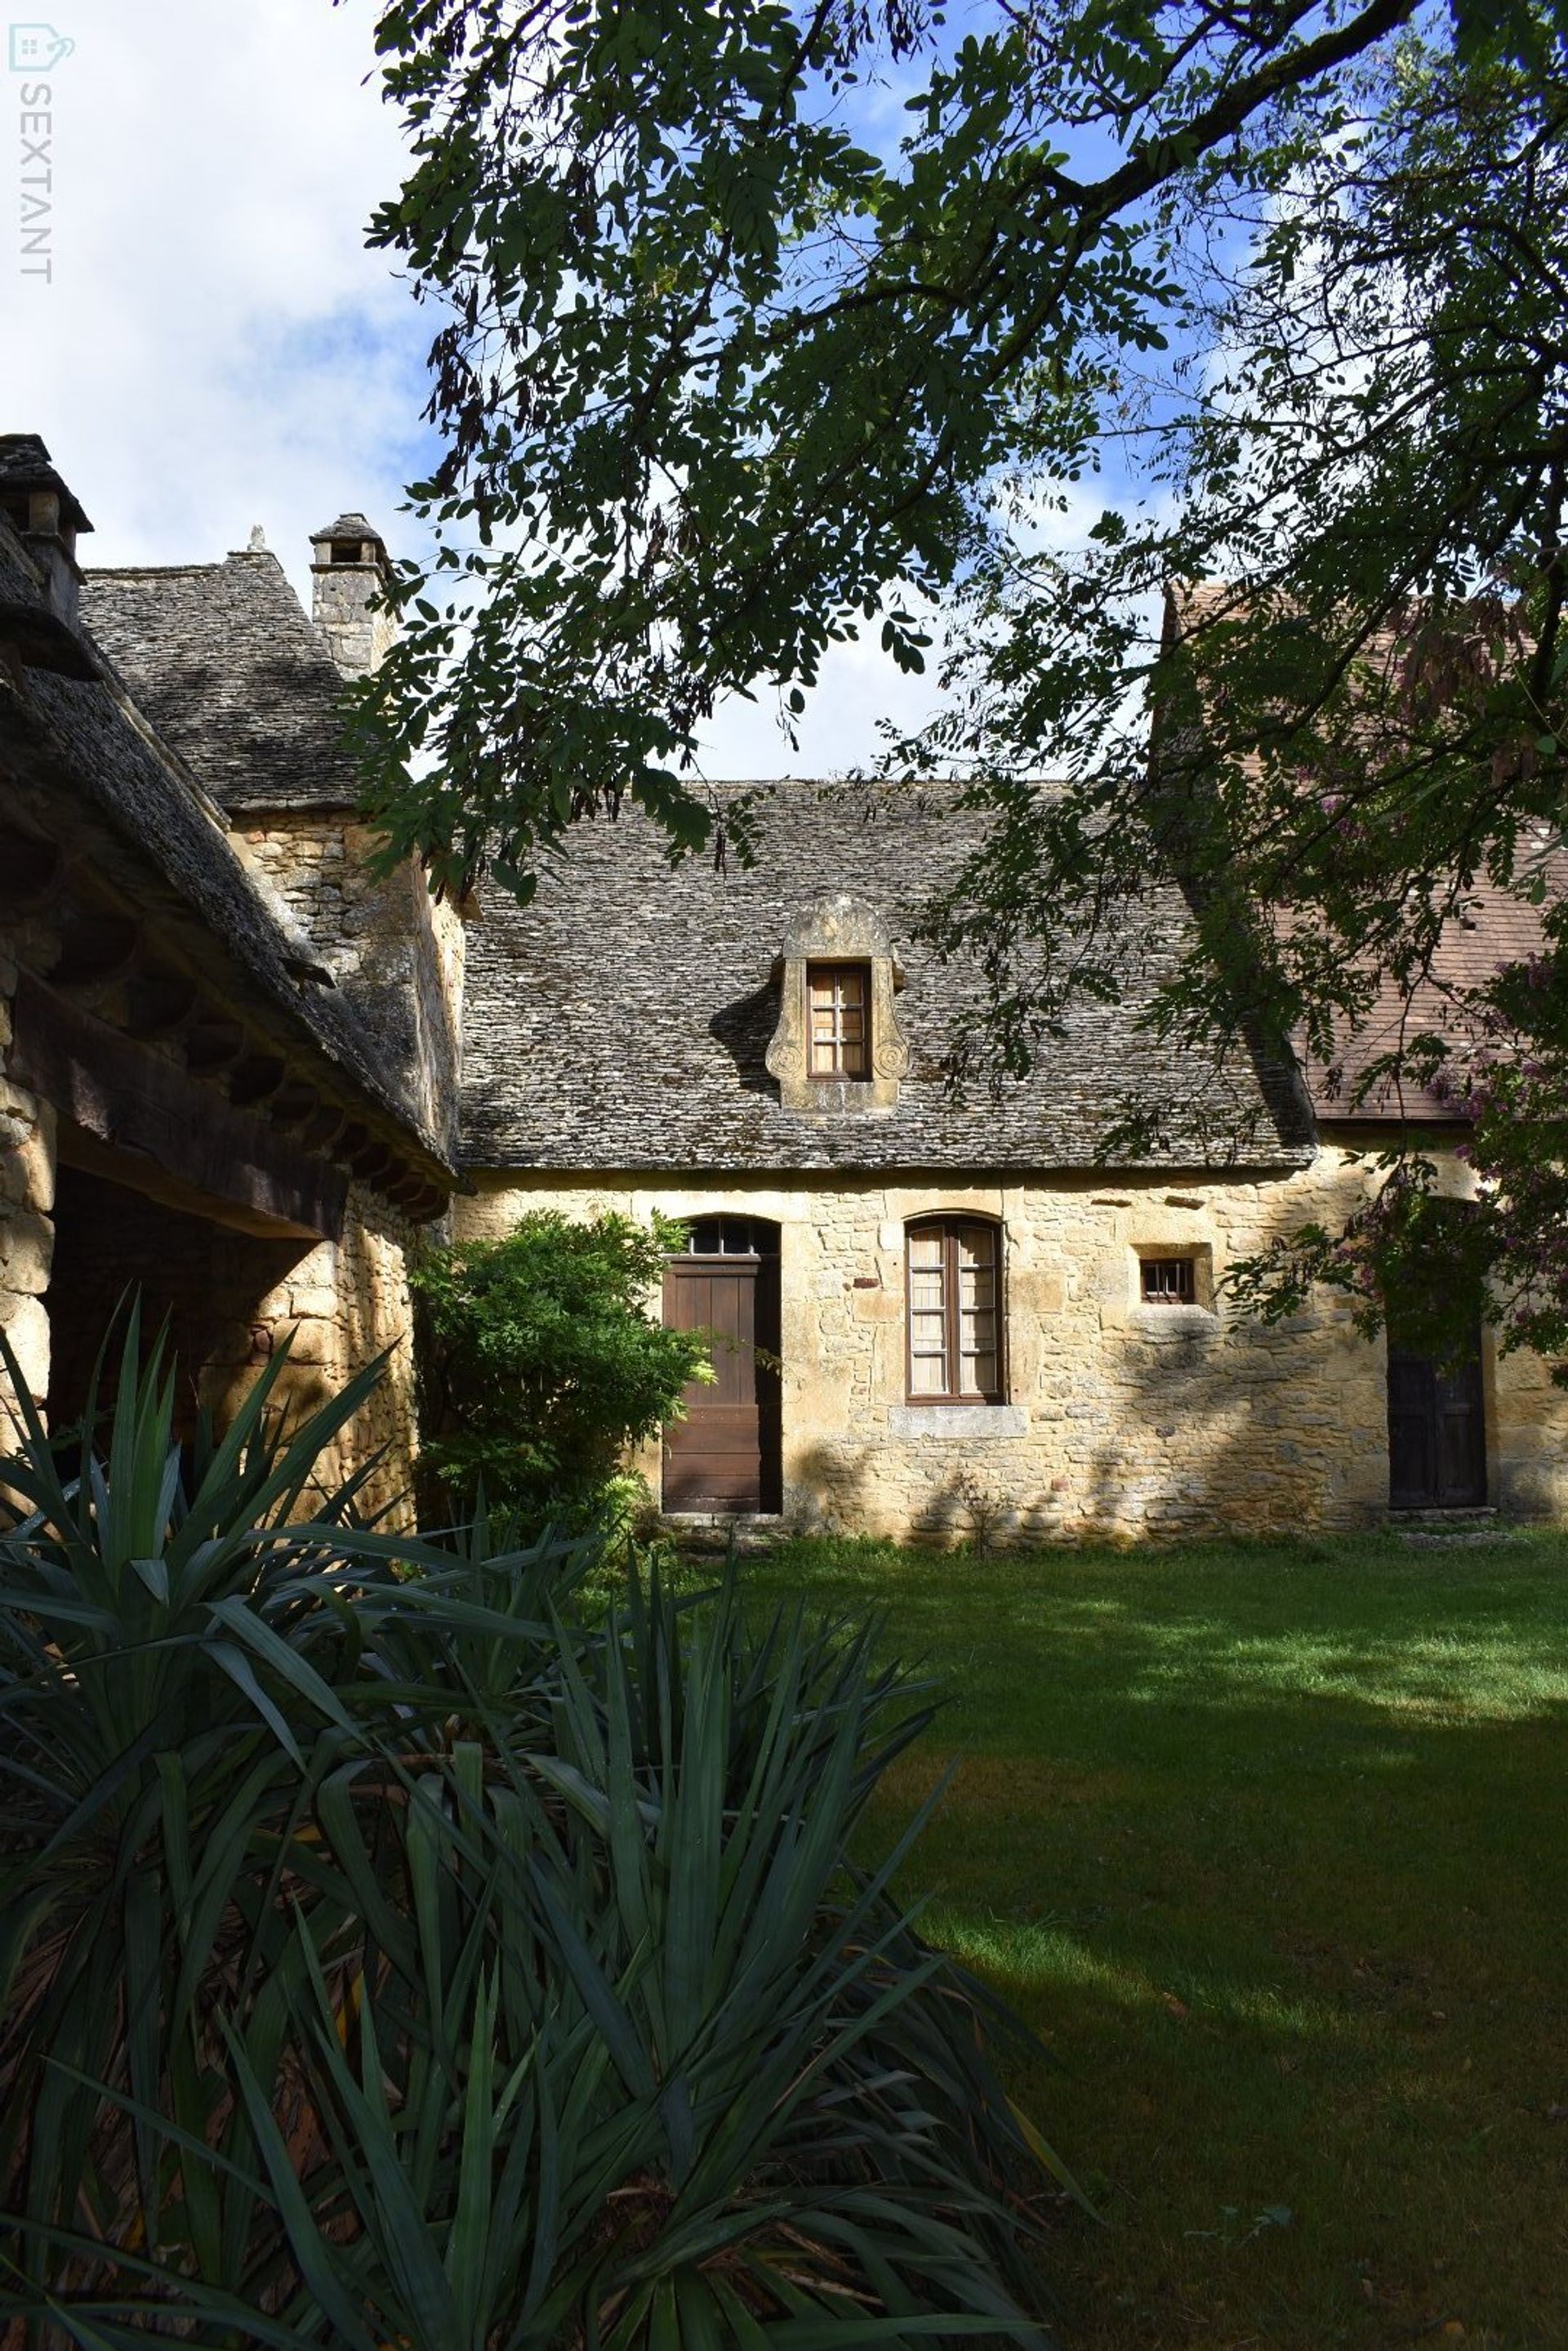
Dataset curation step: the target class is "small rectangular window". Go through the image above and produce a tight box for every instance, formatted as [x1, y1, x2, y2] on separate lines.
[331, 539, 365, 565]
[1141, 1256, 1196, 1306]
[808, 964, 871, 1080]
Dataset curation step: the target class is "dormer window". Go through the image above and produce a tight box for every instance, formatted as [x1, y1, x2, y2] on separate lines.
[765, 894, 910, 1113]
[808, 964, 870, 1080]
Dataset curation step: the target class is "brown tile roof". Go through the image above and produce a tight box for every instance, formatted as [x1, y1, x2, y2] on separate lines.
[1303, 850, 1566, 1122]
[1164, 582, 1558, 1126]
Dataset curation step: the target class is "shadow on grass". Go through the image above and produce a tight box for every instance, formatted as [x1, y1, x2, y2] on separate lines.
[739, 1534, 1568, 2348]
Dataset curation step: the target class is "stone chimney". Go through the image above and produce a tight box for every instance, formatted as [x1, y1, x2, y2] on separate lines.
[310, 511, 395, 678]
[0, 433, 92, 626]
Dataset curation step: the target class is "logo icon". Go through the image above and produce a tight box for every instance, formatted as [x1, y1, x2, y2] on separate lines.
[8, 24, 74, 70]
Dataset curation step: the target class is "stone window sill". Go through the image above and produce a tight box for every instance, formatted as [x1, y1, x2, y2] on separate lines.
[791, 1079, 899, 1116]
[1131, 1305, 1218, 1334]
[888, 1403, 1030, 1441]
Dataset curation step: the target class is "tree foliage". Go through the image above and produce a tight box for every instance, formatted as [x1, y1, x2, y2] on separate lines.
[913, 22, 1568, 1357]
[358, 0, 1568, 1357]
[356, 0, 1447, 889]
[412, 1210, 710, 1514]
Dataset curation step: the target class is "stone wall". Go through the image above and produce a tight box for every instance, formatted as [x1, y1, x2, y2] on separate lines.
[239, 1181, 424, 1521]
[0, 952, 55, 1443]
[457, 1156, 1568, 1541]
[311, 551, 398, 680]
[238, 818, 466, 1161]
[42, 1168, 422, 1520]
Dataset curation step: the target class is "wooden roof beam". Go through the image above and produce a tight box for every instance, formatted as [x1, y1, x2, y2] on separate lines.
[0, 826, 63, 912]
[50, 911, 140, 992]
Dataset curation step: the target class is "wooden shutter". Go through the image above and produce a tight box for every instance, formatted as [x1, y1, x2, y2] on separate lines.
[956, 1224, 999, 1396]
[907, 1225, 951, 1394]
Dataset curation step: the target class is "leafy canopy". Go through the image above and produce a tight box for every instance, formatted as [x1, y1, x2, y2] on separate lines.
[355, 0, 1463, 890]
[359, 0, 1568, 1356]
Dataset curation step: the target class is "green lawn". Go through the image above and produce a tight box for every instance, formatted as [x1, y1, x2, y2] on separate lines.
[738, 1531, 1568, 2351]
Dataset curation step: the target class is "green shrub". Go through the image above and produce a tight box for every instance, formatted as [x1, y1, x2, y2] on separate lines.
[0, 1311, 1077, 2347]
[412, 1210, 710, 1521]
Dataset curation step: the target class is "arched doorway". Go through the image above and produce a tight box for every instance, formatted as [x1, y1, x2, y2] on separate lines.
[1383, 1208, 1489, 1512]
[662, 1216, 782, 1513]
[1387, 1328, 1486, 1510]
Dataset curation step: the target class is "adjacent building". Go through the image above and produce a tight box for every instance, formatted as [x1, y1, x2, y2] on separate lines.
[0, 438, 457, 1515]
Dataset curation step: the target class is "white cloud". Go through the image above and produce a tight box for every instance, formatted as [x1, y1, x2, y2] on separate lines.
[0, 0, 966, 774]
[2, 0, 435, 604]
[701, 624, 950, 778]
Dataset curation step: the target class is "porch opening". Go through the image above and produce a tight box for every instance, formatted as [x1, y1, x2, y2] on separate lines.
[46, 1161, 310, 1449]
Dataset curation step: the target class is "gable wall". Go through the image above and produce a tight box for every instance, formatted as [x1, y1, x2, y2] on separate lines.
[239, 815, 466, 1162]
[459, 1152, 1568, 1540]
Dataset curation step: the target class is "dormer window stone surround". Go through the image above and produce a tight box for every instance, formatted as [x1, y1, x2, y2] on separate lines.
[764, 892, 911, 1113]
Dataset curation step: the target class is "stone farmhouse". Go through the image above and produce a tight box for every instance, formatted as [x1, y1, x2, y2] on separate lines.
[1, 432, 1562, 1538]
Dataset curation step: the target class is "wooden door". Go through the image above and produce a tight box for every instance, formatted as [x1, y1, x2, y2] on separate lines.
[662, 1240, 782, 1513]
[1388, 1336, 1486, 1509]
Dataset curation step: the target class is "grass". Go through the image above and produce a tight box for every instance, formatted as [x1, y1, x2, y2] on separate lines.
[734, 1529, 1568, 2351]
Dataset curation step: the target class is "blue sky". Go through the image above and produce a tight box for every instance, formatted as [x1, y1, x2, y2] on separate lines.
[3, 2, 434, 591]
[1, 0, 1164, 776]
[0, 0, 960, 773]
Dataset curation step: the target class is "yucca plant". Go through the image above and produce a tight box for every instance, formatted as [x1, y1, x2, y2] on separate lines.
[0, 1305, 405, 2281]
[323, 1491, 604, 1750]
[2, 1315, 1076, 2349]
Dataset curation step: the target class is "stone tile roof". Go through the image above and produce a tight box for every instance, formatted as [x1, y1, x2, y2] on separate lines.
[460, 782, 1316, 1173]
[314, 512, 385, 548]
[79, 551, 363, 812]
[0, 528, 448, 1167]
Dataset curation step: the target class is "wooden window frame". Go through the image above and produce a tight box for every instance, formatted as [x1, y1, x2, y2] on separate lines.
[806, 962, 871, 1082]
[680, 1215, 780, 1262]
[1139, 1254, 1197, 1307]
[904, 1217, 1006, 1405]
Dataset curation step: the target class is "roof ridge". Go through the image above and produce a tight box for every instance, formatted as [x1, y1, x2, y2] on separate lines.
[84, 560, 230, 578]
[86, 553, 289, 578]
[660, 774, 1067, 796]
